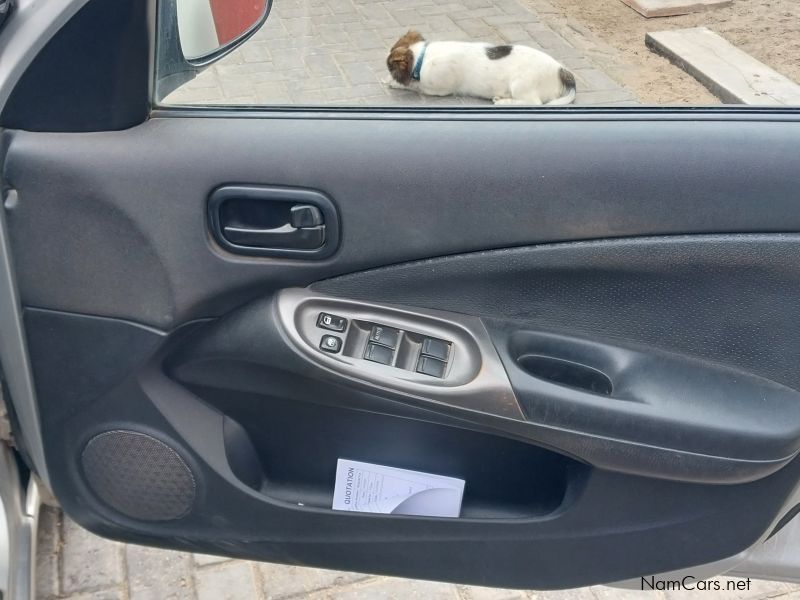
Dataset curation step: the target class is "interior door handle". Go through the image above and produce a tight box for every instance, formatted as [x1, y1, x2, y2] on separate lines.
[208, 186, 340, 259]
[222, 222, 325, 250]
[222, 203, 325, 249]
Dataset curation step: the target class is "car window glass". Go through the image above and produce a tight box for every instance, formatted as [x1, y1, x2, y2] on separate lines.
[160, 0, 800, 108]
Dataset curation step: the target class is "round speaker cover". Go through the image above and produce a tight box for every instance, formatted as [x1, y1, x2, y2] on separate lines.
[82, 430, 196, 521]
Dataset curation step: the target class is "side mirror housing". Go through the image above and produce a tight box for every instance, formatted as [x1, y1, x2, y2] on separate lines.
[155, 0, 271, 102]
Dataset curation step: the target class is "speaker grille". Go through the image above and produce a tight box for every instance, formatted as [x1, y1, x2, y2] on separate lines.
[82, 430, 196, 521]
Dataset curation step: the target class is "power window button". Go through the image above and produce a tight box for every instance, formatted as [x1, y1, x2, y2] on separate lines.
[369, 325, 399, 349]
[364, 343, 394, 366]
[421, 338, 450, 361]
[417, 356, 446, 378]
[317, 312, 347, 332]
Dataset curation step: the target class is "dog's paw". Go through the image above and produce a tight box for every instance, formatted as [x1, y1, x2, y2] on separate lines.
[383, 77, 405, 89]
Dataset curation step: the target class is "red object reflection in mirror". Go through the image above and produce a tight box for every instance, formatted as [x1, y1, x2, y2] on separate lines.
[209, 0, 265, 46]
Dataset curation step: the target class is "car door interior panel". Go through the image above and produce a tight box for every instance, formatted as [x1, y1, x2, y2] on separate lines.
[5, 112, 800, 589]
[6, 118, 800, 327]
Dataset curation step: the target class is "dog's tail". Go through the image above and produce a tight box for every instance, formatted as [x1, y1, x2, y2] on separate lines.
[547, 67, 576, 106]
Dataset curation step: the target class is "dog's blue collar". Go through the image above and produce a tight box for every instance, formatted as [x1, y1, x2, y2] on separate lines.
[411, 42, 428, 81]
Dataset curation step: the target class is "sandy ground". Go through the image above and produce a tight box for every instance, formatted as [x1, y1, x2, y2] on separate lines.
[539, 0, 800, 104]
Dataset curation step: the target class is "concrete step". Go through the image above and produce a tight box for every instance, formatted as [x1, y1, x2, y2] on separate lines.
[646, 27, 800, 105]
[621, 0, 730, 18]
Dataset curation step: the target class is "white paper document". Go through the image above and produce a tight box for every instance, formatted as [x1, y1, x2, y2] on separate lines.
[332, 459, 465, 518]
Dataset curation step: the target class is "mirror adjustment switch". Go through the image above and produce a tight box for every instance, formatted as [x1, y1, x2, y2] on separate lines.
[317, 312, 347, 332]
[369, 325, 399, 349]
[417, 356, 446, 378]
[364, 343, 394, 366]
[421, 338, 450, 361]
[320, 335, 342, 353]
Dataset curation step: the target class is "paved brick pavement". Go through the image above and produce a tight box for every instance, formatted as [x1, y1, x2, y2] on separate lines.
[35, 508, 800, 600]
[164, 0, 637, 106]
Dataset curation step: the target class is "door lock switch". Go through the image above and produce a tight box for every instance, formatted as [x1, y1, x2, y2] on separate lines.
[369, 325, 399, 349]
[421, 338, 451, 361]
[364, 343, 394, 366]
[320, 335, 343, 353]
[317, 312, 347, 332]
[416, 355, 446, 378]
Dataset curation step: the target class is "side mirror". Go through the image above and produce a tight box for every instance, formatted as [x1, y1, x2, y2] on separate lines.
[155, 0, 271, 102]
[176, 0, 269, 65]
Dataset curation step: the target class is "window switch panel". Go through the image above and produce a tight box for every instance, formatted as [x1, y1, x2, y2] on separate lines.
[369, 325, 399, 349]
[364, 343, 394, 366]
[421, 338, 450, 361]
[317, 312, 347, 332]
[417, 355, 446, 378]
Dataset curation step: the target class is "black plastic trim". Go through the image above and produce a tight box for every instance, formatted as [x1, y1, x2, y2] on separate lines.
[0, 0, 150, 132]
[152, 107, 800, 122]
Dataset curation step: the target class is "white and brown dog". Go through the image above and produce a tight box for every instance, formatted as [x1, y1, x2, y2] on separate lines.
[386, 31, 576, 106]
